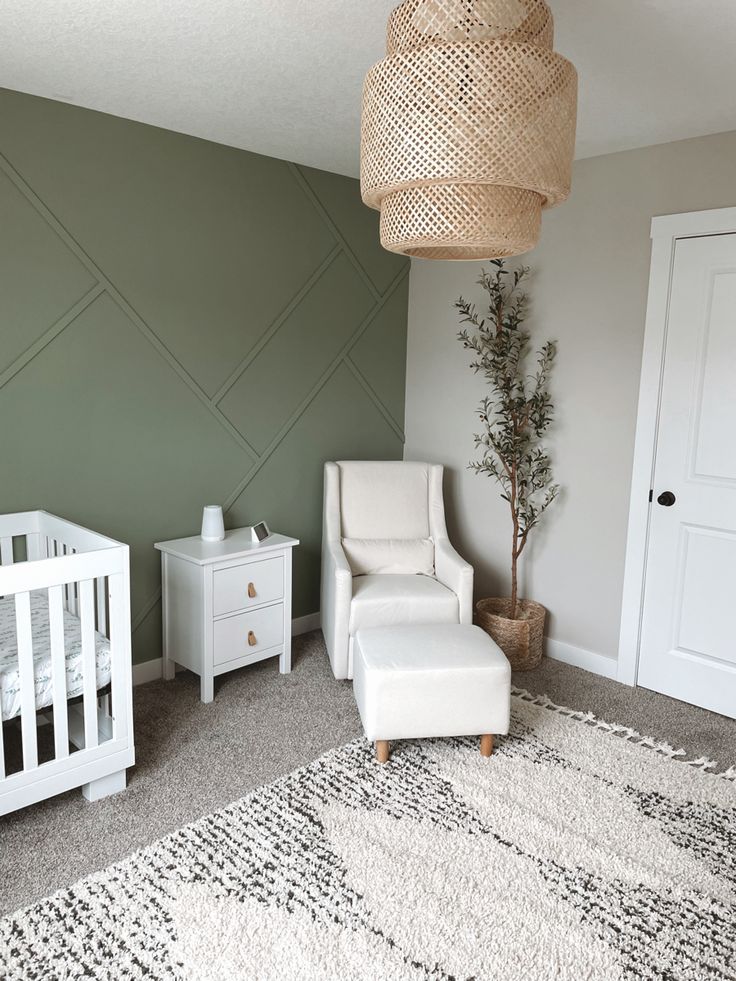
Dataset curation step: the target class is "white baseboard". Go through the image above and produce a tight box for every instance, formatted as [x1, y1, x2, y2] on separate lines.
[292, 611, 321, 636]
[545, 638, 618, 680]
[132, 617, 617, 686]
[132, 657, 166, 686]
[132, 612, 322, 686]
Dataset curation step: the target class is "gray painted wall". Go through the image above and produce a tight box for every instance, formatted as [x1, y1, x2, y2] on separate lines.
[0, 88, 409, 664]
[404, 129, 736, 668]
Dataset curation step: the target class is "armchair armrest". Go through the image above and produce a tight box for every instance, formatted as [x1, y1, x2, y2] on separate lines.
[434, 538, 474, 624]
[320, 539, 353, 679]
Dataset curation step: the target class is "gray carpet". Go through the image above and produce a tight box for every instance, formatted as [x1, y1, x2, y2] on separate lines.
[1, 630, 734, 917]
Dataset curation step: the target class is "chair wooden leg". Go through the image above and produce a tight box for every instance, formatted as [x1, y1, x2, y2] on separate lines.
[376, 740, 390, 764]
[480, 734, 494, 757]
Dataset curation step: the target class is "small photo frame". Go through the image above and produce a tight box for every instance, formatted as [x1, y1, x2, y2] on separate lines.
[251, 521, 270, 544]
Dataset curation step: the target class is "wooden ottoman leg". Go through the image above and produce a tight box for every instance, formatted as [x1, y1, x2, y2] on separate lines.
[480, 734, 494, 757]
[376, 740, 390, 764]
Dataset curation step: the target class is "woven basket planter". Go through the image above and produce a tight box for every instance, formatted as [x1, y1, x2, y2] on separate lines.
[475, 597, 546, 671]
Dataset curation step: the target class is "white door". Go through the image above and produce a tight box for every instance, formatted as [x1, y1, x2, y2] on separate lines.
[637, 233, 736, 719]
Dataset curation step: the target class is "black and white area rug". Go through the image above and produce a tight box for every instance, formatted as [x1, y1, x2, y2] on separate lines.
[2, 690, 735, 980]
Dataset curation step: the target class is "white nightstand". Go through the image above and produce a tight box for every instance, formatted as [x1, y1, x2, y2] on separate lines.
[154, 528, 299, 703]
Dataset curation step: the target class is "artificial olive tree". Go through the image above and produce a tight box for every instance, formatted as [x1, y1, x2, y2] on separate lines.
[455, 260, 558, 620]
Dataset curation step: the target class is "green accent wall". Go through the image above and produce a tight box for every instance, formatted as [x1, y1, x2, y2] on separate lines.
[0, 88, 409, 664]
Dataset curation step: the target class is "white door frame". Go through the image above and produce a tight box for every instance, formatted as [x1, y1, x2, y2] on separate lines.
[617, 206, 736, 685]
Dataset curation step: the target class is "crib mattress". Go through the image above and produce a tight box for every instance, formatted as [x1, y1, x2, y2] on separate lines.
[0, 591, 111, 723]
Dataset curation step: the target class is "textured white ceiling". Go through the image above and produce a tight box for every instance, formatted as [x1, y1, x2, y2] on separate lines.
[1, 1, 735, 177]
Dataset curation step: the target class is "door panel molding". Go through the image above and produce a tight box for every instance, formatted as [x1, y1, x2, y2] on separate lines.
[617, 206, 736, 685]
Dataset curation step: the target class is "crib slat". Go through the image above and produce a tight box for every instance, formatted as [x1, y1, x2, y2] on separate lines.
[1, 537, 13, 567]
[15, 591, 38, 771]
[48, 585, 69, 760]
[26, 533, 42, 561]
[61, 544, 69, 608]
[59, 544, 66, 607]
[79, 579, 98, 750]
[67, 549, 79, 616]
[109, 573, 124, 741]
[0, 702, 5, 778]
[96, 577, 107, 637]
[71, 550, 79, 616]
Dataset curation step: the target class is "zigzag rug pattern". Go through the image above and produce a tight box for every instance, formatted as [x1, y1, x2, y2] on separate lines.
[2, 693, 734, 980]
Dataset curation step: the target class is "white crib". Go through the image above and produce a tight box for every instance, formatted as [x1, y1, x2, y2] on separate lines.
[0, 511, 134, 815]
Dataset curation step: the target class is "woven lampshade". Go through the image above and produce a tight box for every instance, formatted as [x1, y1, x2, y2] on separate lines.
[360, 0, 577, 260]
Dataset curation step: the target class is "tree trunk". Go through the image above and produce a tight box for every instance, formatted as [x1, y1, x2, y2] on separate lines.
[509, 457, 519, 620]
[510, 508, 519, 620]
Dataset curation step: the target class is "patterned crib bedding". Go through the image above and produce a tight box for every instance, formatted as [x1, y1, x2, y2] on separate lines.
[0, 591, 111, 723]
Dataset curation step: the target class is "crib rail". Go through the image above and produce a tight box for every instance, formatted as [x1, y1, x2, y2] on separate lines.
[0, 511, 133, 815]
[0, 510, 119, 564]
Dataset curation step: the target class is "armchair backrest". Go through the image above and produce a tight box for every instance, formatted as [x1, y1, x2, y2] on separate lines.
[339, 461, 431, 538]
[323, 461, 450, 576]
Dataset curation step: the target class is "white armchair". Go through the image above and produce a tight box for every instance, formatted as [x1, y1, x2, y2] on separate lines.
[321, 460, 473, 680]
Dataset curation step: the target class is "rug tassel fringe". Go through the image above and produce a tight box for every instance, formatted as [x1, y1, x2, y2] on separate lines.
[511, 686, 735, 781]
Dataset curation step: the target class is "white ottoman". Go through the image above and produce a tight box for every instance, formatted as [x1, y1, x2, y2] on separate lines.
[353, 623, 511, 763]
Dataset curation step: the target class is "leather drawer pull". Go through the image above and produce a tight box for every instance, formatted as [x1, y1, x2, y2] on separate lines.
[247, 582, 256, 598]
[248, 630, 257, 647]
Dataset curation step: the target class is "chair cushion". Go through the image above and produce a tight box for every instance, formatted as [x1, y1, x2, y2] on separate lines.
[338, 461, 430, 539]
[353, 624, 511, 740]
[349, 574, 458, 633]
[342, 538, 435, 576]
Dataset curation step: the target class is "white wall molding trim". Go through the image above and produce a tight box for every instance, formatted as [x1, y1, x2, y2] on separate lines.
[617, 205, 736, 687]
[650, 205, 736, 240]
[545, 638, 618, 680]
[132, 658, 165, 687]
[292, 611, 321, 636]
[134, 618, 616, 685]
[133, 611, 322, 686]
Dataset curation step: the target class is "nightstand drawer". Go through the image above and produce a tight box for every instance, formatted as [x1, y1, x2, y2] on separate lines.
[213, 556, 284, 617]
[214, 604, 284, 665]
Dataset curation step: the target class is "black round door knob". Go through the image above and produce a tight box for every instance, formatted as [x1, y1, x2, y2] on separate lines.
[657, 491, 676, 507]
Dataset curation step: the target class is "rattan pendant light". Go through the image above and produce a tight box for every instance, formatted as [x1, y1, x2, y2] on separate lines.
[360, 0, 578, 260]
